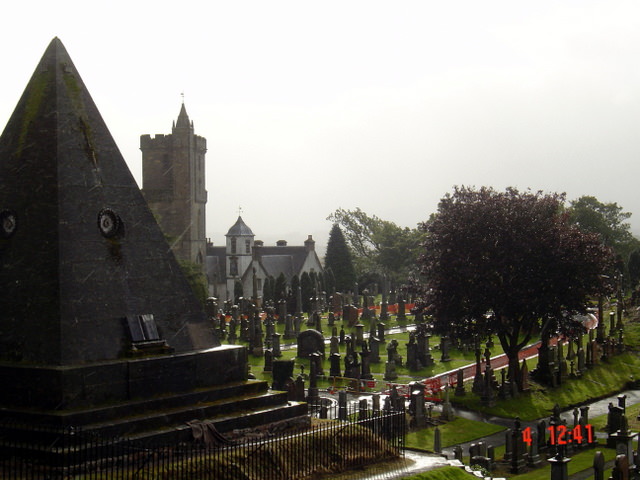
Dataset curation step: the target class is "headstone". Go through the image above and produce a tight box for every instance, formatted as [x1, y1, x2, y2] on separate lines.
[272, 359, 295, 392]
[358, 398, 368, 421]
[297, 329, 325, 358]
[271, 332, 282, 357]
[329, 352, 342, 377]
[343, 304, 359, 327]
[354, 322, 365, 346]
[434, 426, 442, 454]
[344, 351, 360, 379]
[377, 321, 386, 342]
[510, 417, 527, 474]
[360, 347, 373, 380]
[406, 335, 420, 371]
[593, 450, 605, 480]
[609, 454, 630, 480]
[455, 369, 466, 396]
[384, 360, 398, 381]
[277, 299, 287, 324]
[338, 390, 348, 420]
[330, 336, 340, 355]
[263, 349, 273, 372]
[441, 385, 454, 421]
[396, 298, 407, 320]
[548, 450, 571, 480]
[284, 314, 295, 339]
[472, 348, 484, 394]
[307, 358, 320, 403]
[527, 430, 543, 468]
[369, 336, 381, 363]
[453, 445, 463, 462]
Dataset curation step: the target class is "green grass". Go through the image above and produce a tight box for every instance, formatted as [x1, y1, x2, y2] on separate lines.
[451, 352, 640, 421]
[405, 417, 505, 452]
[402, 465, 476, 480]
[504, 442, 617, 480]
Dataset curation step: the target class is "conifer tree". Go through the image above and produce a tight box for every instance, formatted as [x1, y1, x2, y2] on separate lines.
[325, 224, 356, 292]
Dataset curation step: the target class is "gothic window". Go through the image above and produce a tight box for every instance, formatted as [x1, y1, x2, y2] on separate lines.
[230, 257, 238, 276]
[245, 239, 251, 254]
[231, 237, 237, 254]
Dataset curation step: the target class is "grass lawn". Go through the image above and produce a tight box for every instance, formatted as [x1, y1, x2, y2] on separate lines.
[450, 352, 640, 421]
[503, 441, 617, 480]
[405, 417, 506, 452]
[402, 466, 475, 480]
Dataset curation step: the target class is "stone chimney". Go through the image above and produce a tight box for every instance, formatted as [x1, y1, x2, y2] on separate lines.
[276, 240, 287, 247]
[253, 240, 263, 260]
[304, 235, 315, 252]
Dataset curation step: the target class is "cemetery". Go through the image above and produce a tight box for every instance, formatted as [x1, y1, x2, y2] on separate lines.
[1, 38, 640, 480]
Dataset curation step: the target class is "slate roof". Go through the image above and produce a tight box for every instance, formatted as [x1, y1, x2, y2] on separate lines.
[257, 246, 313, 277]
[226, 216, 254, 236]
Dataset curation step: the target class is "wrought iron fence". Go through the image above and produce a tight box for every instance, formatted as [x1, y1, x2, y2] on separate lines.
[0, 409, 405, 480]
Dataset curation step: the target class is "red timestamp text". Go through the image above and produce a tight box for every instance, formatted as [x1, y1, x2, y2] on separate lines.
[522, 424, 594, 446]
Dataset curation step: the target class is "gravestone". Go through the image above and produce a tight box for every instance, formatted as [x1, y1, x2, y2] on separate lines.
[396, 298, 407, 320]
[593, 451, 605, 480]
[272, 359, 295, 391]
[297, 329, 325, 358]
[0, 38, 307, 448]
[369, 336, 381, 363]
[329, 353, 342, 377]
[343, 304, 359, 327]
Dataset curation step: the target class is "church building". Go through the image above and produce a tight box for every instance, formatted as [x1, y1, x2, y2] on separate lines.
[206, 216, 323, 302]
[141, 107, 322, 302]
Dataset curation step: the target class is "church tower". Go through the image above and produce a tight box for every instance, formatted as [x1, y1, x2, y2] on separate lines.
[140, 104, 207, 269]
[225, 216, 255, 299]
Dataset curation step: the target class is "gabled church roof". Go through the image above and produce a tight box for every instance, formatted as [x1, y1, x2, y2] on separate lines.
[0, 38, 218, 365]
[226, 216, 254, 236]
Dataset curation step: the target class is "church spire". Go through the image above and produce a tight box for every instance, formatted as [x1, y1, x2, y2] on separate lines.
[175, 102, 191, 129]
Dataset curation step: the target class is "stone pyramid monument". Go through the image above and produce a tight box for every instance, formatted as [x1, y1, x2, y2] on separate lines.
[0, 38, 306, 442]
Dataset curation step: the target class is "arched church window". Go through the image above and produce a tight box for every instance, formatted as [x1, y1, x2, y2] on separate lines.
[230, 257, 238, 276]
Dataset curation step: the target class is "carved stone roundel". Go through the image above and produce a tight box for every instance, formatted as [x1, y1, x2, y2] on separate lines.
[0, 210, 17, 238]
[98, 208, 121, 238]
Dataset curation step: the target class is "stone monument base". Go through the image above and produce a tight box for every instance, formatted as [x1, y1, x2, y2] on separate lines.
[0, 345, 307, 444]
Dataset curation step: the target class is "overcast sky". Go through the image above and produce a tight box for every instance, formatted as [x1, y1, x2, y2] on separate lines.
[2, 1, 640, 256]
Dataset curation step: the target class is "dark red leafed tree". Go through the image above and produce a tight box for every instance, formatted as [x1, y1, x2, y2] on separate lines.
[415, 186, 614, 389]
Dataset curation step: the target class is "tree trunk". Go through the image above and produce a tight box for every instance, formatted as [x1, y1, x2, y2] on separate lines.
[506, 347, 521, 391]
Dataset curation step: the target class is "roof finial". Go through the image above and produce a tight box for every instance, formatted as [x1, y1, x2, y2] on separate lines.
[181, 92, 185, 104]
[238, 206, 243, 217]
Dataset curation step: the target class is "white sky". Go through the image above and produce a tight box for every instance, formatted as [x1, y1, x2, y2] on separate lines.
[2, 1, 640, 257]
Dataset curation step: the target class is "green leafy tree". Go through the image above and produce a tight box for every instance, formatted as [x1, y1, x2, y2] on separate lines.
[327, 208, 424, 283]
[628, 249, 640, 289]
[275, 273, 288, 301]
[288, 274, 300, 313]
[234, 279, 244, 304]
[300, 271, 313, 313]
[262, 276, 275, 305]
[324, 267, 336, 295]
[568, 196, 640, 276]
[416, 187, 614, 389]
[324, 224, 356, 292]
